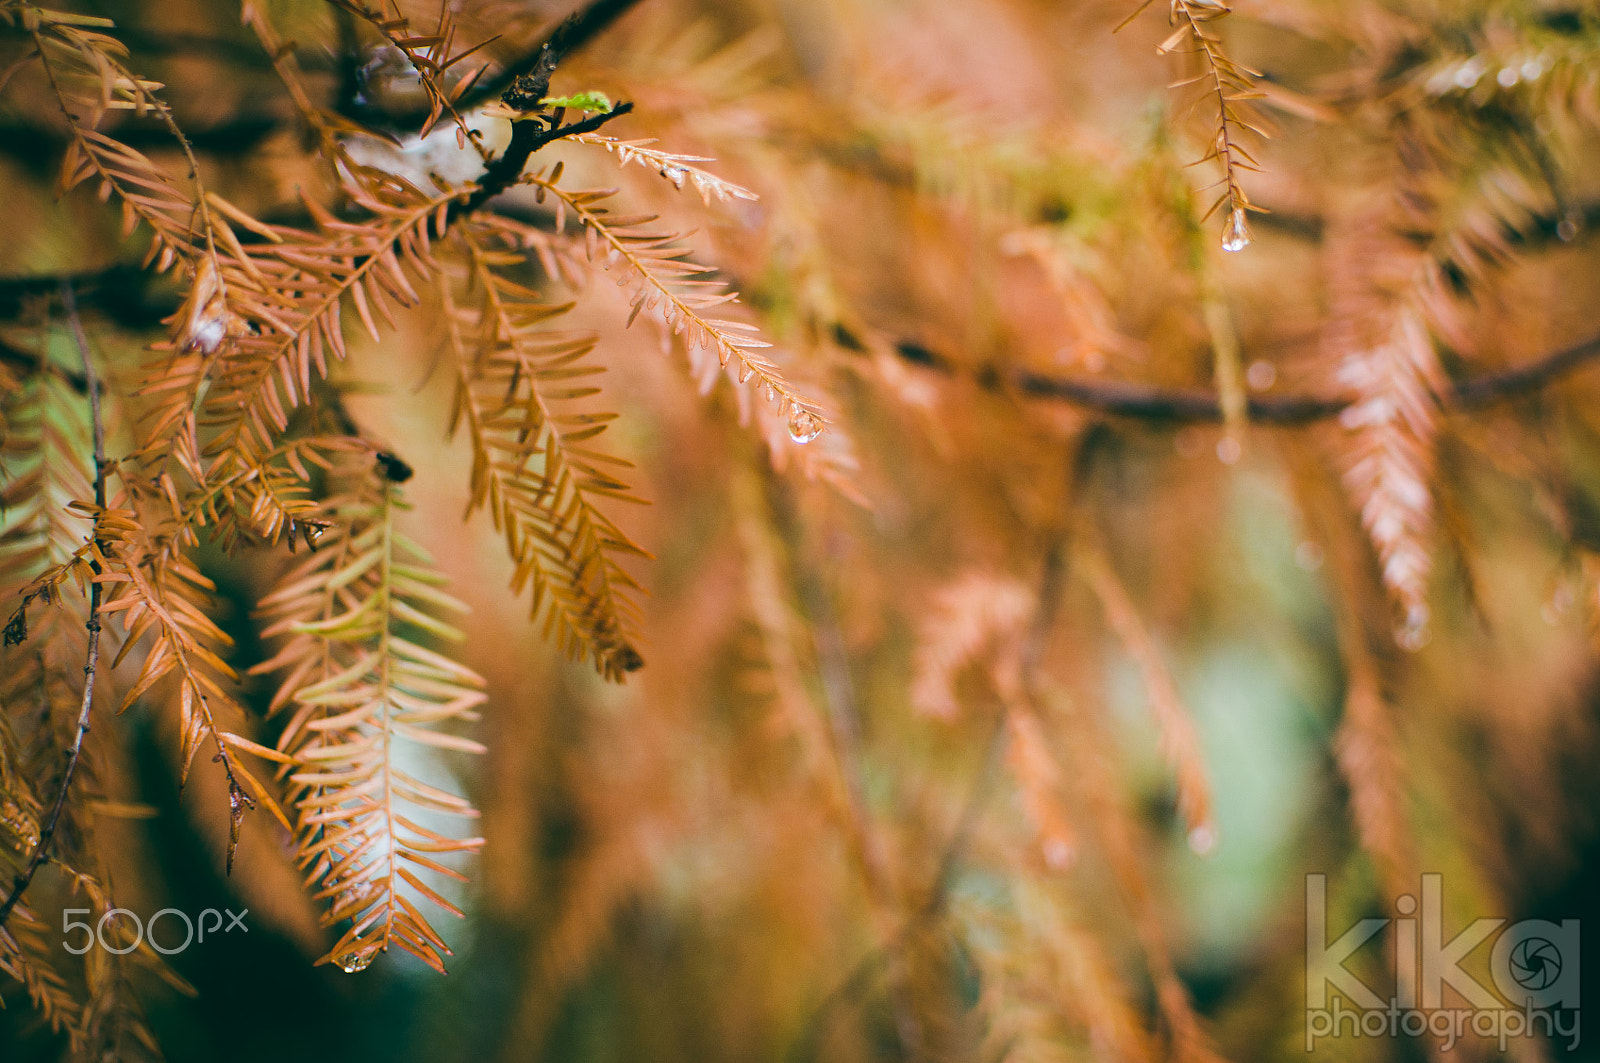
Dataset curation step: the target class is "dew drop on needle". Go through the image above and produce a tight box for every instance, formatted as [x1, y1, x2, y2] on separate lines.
[336, 951, 375, 974]
[787, 408, 823, 445]
[1221, 207, 1252, 252]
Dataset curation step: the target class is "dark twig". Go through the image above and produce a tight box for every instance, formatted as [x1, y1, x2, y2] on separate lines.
[453, 102, 634, 217]
[0, 283, 106, 931]
[903, 329, 1600, 425]
[442, 0, 646, 125]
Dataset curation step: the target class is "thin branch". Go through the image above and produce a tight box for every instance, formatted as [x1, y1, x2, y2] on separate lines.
[895, 330, 1600, 425]
[436, 0, 647, 126]
[453, 103, 634, 217]
[0, 282, 105, 931]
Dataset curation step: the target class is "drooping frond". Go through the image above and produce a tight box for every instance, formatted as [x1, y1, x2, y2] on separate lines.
[1004, 705, 1079, 872]
[0, 910, 83, 1050]
[446, 219, 648, 680]
[139, 176, 457, 489]
[253, 464, 488, 974]
[83, 506, 290, 868]
[526, 171, 829, 440]
[909, 574, 1079, 868]
[1292, 449, 1418, 898]
[23, 5, 222, 275]
[1132, 0, 1268, 249]
[574, 133, 759, 205]
[147, 437, 356, 559]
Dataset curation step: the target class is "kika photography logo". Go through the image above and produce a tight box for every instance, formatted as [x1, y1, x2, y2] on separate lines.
[1306, 874, 1579, 1052]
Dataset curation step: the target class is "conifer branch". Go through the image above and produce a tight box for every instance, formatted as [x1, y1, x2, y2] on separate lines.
[327, 0, 498, 158]
[0, 283, 104, 931]
[573, 133, 760, 205]
[455, 103, 634, 217]
[528, 173, 825, 429]
[27, 9, 223, 276]
[446, 223, 647, 680]
[253, 464, 487, 973]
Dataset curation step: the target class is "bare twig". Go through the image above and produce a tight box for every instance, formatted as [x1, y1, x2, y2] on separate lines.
[454, 101, 634, 217]
[442, 0, 646, 125]
[891, 330, 1600, 425]
[0, 282, 106, 930]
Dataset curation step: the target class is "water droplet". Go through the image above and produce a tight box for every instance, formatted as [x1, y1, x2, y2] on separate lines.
[1520, 58, 1545, 82]
[1395, 604, 1431, 651]
[1454, 58, 1486, 90]
[187, 316, 228, 355]
[1221, 208, 1251, 252]
[1246, 360, 1276, 390]
[335, 950, 375, 974]
[737, 361, 754, 384]
[1542, 583, 1575, 625]
[1216, 436, 1242, 465]
[1187, 824, 1217, 855]
[1496, 66, 1520, 88]
[1557, 214, 1580, 242]
[760, 382, 777, 404]
[1042, 838, 1075, 870]
[786, 408, 823, 445]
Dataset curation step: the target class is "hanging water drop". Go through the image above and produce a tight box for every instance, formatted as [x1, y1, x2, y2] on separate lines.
[1187, 823, 1217, 856]
[737, 361, 755, 384]
[1221, 207, 1252, 252]
[1395, 604, 1431, 652]
[335, 950, 375, 974]
[787, 408, 823, 445]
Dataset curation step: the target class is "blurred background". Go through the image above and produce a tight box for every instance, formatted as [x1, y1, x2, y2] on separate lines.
[4, 0, 1600, 1060]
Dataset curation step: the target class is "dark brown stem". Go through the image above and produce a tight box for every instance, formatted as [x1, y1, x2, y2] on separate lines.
[0, 283, 106, 931]
[454, 103, 634, 218]
[444, 0, 647, 124]
[898, 330, 1600, 425]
